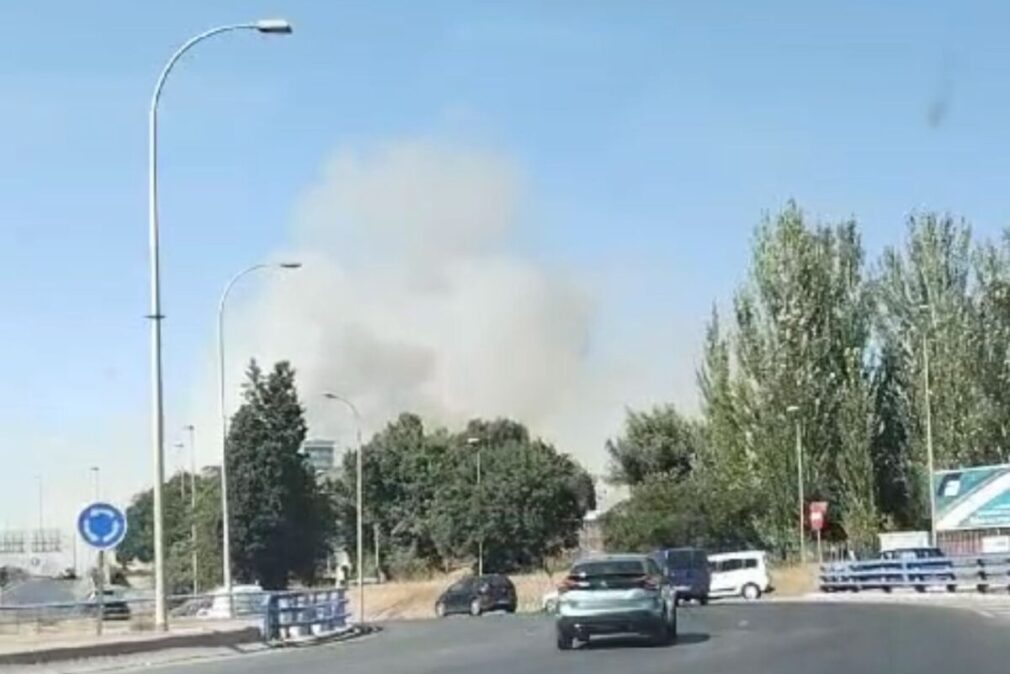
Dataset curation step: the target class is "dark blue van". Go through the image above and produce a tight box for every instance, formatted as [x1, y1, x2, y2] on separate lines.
[653, 547, 711, 605]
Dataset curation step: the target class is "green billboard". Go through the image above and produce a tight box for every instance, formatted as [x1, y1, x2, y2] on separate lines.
[935, 464, 1010, 531]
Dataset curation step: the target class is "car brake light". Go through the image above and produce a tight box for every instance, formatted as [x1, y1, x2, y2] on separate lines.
[637, 575, 659, 591]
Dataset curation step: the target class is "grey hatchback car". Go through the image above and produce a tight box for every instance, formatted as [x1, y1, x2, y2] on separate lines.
[555, 554, 677, 650]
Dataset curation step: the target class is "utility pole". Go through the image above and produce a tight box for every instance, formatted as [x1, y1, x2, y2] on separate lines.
[467, 437, 484, 576]
[786, 406, 805, 563]
[186, 425, 198, 594]
[322, 393, 363, 621]
[923, 330, 937, 546]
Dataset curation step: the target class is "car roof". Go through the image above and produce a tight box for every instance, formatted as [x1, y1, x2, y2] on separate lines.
[574, 553, 650, 564]
[709, 550, 767, 561]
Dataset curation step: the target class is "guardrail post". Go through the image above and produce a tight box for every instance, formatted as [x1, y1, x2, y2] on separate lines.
[261, 593, 278, 641]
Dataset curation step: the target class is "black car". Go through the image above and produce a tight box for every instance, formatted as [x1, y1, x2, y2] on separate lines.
[435, 574, 517, 617]
[84, 589, 132, 621]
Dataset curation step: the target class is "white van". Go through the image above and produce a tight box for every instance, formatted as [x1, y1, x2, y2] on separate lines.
[197, 584, 267, 619]
[708, 551, 771, 600]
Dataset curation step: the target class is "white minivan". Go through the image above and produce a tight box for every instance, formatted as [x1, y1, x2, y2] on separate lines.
[708, 551, 771, 600]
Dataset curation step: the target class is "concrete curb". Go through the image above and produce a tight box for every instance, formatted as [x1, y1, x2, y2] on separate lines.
[266, 624, 375, 648]
[0, 626, 262, 666]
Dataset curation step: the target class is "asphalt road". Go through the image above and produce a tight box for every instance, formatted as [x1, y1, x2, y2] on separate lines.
[0, 578, 80, 605]
[122, 602, 1010, 674]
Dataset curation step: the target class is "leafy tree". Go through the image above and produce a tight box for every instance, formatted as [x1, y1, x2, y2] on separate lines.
[602, 469, 760, 553]
[606, 405, 703, 487]
[227, 360, 334, 589]
[119, 470, 224, 594]
[333, 415, 595, 577]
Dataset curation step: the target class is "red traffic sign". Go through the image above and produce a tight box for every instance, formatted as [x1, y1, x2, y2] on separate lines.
[809, 501, 828, 531]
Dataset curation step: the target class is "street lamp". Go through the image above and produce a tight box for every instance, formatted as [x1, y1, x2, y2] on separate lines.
[148, 19, 292, 630]
[184, 425, 198, 594]
[786, 406, 804, 563]
[89, 467, 100, 501]
[322, 393, 364, 622]
[173, 443, 187, 500]
[916, 303, 937, 545]
[218, 261, 301, 614]
[466, 437, 483, 576]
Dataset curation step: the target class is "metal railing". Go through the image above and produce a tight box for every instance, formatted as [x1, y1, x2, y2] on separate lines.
[261, 589, 350, 643]
[820, 554, 1010, 593]
[0, 587, 352, 642]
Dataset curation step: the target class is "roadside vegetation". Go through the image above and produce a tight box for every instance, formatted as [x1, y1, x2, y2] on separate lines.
[604, 203, 1010, 558]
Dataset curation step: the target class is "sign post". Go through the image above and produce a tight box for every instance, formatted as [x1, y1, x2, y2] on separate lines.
[77, 502, 128, 637]
[809, 502, 828, 564]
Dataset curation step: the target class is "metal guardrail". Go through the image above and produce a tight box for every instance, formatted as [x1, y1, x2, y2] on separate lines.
[261, 589, 350, 643]
[820, 554, 1010, 592]
[0, 586, 351, 643]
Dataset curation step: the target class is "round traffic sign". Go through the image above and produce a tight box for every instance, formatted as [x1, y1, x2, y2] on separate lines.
[77, 502, 128, 551]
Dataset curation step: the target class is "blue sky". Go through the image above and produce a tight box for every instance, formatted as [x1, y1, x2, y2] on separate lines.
[3, 0, 1010, 532]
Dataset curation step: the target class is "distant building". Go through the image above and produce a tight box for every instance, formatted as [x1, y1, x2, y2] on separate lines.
[0, 528, 75, 577]
[301, 439, 337, 476]
[578, 475, 628, 555]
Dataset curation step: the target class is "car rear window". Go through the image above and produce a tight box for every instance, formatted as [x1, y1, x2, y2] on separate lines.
[571, 560, 646, 578]
[666, 549, 707, 569]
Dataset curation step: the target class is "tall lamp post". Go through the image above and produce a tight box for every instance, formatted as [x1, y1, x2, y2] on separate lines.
[218, 261, 301, 613]
[184, 425, 198, 594]
[466, 437, 484, 576]
[148, 19, 293, 630]
[786, 406, 804, 563]
[917, 303, 937, 546]
[173, 443, 187, 500]
[322, 393, 363, 621]
[89, 467, 101, 500]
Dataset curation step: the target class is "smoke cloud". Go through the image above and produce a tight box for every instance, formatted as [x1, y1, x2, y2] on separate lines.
[189, 139, 696, 475]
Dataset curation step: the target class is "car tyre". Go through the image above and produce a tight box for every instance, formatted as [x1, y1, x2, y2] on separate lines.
[435, 601, 447, 618]
[651, 614, 675, 646]
[742, 583, 762, 601]
[556, 626, 574, 651]
[698, 595, 709, 606]
[469, 598, 482, 617]
[505, 603, 517, 614]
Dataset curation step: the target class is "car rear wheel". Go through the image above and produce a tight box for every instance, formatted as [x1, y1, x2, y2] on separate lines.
[741, 583, 761, 601]
[698, 595, 709, 606]
[469, 598, 482, 617]
[505, 603, 517, 614]
[651, 614, 675, 646]
[435, 601, 447, 618]
[556, 626, 574, 651]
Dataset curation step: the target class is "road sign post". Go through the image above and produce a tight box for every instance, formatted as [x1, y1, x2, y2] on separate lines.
[77, 503, 127, 637]
[809, 502, 828, 564]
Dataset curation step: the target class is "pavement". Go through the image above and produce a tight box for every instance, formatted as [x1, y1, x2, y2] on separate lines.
[13, 601, 1008, 674]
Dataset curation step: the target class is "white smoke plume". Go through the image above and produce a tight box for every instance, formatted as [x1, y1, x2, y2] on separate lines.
[188, 138, 697, 475]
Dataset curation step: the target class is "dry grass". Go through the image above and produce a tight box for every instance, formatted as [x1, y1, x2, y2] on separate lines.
[769, 563, 817, 597]
[345, 563, 818, 621]
[346, 570, 562, 621]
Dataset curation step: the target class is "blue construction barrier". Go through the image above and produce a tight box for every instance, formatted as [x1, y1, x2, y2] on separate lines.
[261, 589, 351, 643]
[820, 554, 1010, 593]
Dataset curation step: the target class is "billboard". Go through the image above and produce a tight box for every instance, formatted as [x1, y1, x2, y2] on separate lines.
[935, 464, 1010, 531]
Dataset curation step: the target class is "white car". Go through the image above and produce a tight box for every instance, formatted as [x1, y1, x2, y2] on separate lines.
[197, 584, 267, 619]
[708, 551, 771, 600]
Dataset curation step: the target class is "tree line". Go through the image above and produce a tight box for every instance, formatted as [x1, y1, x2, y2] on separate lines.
[119, 362, 595, 590]
[603, 203, 1010, 556]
